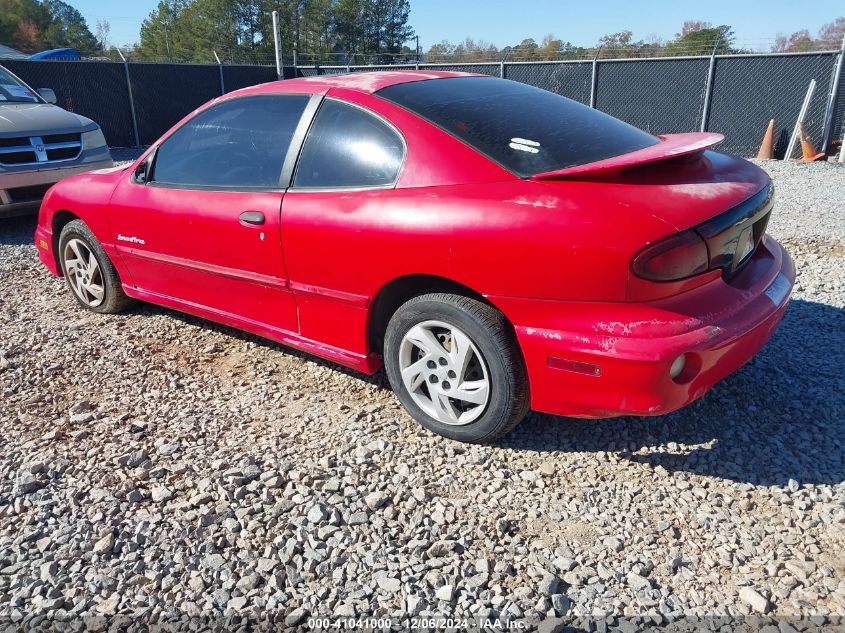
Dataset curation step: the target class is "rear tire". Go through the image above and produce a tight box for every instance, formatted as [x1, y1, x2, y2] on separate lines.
[384, 293, 529, 443]
[58, 220, 134, 314]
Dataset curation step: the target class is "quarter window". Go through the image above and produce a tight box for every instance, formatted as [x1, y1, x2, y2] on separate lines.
[152, 95, 309, 189]
[294, 100, 403, 189]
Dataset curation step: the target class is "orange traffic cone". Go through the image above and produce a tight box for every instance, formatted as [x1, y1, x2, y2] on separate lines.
[756, 119, 775, 160]
[798, 122, 825, 161]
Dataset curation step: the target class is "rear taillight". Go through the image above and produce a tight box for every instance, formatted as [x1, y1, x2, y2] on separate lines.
[631, 230, 709, 282]
[632, 185, 773, 284]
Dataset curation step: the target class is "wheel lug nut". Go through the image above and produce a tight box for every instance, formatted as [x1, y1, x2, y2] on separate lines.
[426, 360, 436, 369]
[429, 375, 438, 383]
[447, 370, 456, 379]
[442, 381, 451, 390]
[438, 358, 448, 366]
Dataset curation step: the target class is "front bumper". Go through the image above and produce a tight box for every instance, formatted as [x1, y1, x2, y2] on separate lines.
[35, 222, 60, 276]
[0, 156, 114, 218]
[490, 236, 795, 418]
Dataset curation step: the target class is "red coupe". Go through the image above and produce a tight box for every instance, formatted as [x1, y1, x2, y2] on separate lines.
[34, 71, 794, 443]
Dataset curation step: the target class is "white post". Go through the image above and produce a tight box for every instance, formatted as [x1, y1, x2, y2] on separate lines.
[785, 79, 816, 160]
[700, 35, 721, 132]
[589, 46, 602, 108]
[117, 48, 140, 147]
[839, 129, 845, 162]
[214, 50, 224, 95]
[272, 10, 282, 79]
[820, 34, 845, 153]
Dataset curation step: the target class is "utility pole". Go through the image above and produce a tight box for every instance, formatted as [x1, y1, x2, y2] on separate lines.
[416, 35, 420, 62]
[293, 5, 300, 69]
[164, 17, 171, 62]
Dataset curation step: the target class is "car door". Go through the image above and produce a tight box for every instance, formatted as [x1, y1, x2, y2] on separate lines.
[280, 98, 407, 356]
[110, 94, 317, 333]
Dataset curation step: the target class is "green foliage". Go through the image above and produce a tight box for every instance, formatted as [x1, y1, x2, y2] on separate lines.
[0, 0, 101, 55]
[1, 0, 52, 53]
[664, 23, 734, 56]
[427, 21, 741, 63]
[43, 0, 101, 52]
[135, 0, 415, 64]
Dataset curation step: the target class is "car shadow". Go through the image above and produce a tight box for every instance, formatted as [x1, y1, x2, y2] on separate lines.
[502, 298, 844, 488]
[156, 297, 844, 488]
[136, 303, 392, 390]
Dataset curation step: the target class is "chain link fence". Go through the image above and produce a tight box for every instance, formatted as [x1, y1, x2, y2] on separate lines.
[4, 50, 843, 158]
[221, 64, 278, 93]
[596, 58, 711, 135]
[505, 61, 592, 105]
[128, 63, 221, 144]
[709, 53, 838, 157]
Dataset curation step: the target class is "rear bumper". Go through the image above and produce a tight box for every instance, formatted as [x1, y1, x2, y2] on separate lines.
[490, 236, 794, 418]
[0, 158, 114, 218]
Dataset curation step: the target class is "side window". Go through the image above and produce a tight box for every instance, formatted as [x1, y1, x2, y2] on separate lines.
[293, 100, 404, 189]
[152, 95, 309, 189]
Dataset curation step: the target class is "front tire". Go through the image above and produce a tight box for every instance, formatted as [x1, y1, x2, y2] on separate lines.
[58, 219, 134, 314]
[384, 293, 529, 443]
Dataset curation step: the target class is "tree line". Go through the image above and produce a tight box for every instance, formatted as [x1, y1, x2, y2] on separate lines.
[1, 2, 842, 64]
[774, 17, 844, 53]
[135, 0, 414, 64]
[0, 0, 415, 64]
[427, 23, 733, 62]
[428, 18, 844, 63]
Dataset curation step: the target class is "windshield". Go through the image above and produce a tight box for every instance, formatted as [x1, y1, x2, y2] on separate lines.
[377, 77, 659, 177]
[0, 67, 40, 103]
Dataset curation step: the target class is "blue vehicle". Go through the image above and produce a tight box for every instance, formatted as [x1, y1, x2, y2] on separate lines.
[29, 48, 81, 61]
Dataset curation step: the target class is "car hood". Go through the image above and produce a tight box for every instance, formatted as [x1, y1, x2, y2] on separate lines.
[0, 102, 95, 136]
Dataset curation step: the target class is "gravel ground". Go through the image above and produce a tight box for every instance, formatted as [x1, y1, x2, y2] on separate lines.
[0, 160, 843, 632]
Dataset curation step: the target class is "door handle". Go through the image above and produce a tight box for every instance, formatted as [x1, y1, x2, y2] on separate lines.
[239, 211, 265, 226]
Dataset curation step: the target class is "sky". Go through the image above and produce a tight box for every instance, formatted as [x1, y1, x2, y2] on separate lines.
[69, 0, 845, 49]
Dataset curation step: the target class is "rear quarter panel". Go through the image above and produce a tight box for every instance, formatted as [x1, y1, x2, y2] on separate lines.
[281, 180, 676, 355]
[283, 180, 677, 300]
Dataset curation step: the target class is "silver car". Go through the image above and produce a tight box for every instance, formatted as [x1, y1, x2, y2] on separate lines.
[0, 64, 113, 218]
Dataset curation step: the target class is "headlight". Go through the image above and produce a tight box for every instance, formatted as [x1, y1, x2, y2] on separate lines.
[82, 128, 107, 150]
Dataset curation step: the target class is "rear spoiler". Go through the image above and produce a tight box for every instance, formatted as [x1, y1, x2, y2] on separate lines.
[530, 132, 725, 180]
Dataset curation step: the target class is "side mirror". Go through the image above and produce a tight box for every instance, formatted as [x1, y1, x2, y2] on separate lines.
[133, 160, 149, 184]
[36, 88, 57, 104]
[132, 148, 157, 184]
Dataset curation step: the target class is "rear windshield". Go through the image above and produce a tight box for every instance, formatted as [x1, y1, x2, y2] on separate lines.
[377, 76, 658, 177]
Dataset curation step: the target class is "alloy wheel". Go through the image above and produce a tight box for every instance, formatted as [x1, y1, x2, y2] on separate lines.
[398, 319, 490, 425]
[63, 238, 105, 308]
